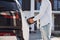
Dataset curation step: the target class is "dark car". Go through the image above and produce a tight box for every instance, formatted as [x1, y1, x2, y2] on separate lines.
[0, 0, 23, 36]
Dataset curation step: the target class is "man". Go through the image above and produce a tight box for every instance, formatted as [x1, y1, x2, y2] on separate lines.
[27, 0, 52, 40]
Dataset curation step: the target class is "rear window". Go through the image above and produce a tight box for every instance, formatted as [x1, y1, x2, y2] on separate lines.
[0, 0, 19, 11]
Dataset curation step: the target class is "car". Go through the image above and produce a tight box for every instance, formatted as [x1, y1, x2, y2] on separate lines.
[0, 0, 22, 34]
[0, 0, 29, 40]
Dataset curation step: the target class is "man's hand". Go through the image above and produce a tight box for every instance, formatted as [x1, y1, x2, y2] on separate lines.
[27, 17, 34, 24]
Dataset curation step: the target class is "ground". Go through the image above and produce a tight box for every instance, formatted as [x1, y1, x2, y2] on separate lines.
[0, 29, 60, 40]
[29, 29, 60, 40]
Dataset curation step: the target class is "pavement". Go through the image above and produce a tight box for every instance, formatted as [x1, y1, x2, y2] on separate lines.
[51, 37, 60, 40]
[29, 29, 60, 40]
[29, 29, 41, 40]
[0, 29, 60, 40]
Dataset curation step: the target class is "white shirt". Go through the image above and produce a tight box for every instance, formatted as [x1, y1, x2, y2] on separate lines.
[33, 0, 52, 27]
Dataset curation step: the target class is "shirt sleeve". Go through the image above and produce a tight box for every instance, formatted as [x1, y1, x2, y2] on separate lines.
[33, 0, 49, 21]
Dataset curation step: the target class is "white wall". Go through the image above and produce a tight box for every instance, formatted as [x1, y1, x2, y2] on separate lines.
[23, 11, 35, 31]
[51, 14, 55, 31]
[23, 11, 31, 19]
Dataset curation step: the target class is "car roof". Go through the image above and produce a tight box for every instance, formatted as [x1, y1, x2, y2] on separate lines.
[0, 0, 19, 11]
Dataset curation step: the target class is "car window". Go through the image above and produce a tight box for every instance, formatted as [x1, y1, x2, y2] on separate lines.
[0, 0, 19, 11]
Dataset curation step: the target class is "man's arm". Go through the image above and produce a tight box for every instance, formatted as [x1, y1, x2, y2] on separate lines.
[27, 0, 49, 24]
[33, 0, 49, 21]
